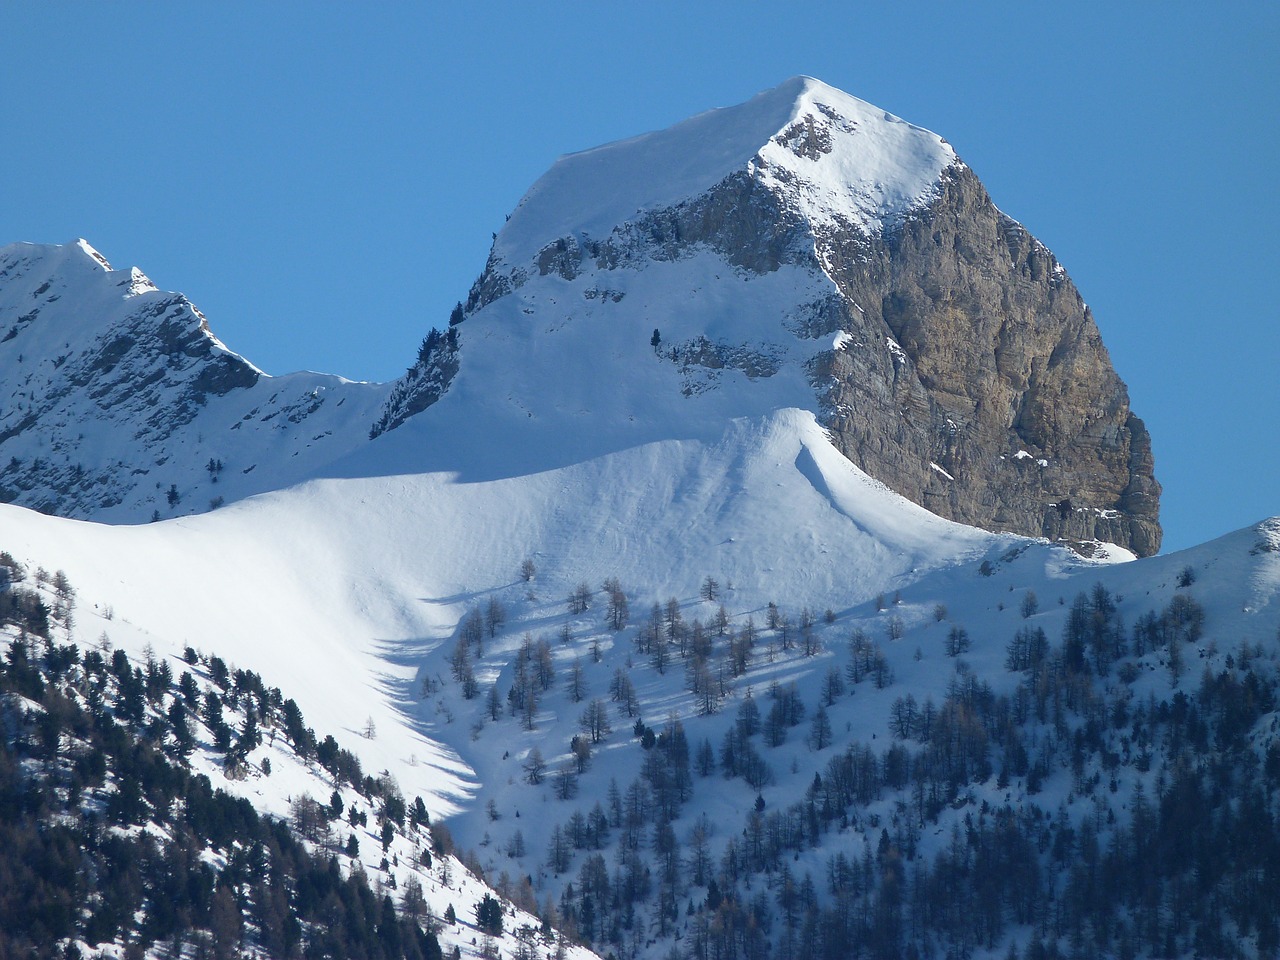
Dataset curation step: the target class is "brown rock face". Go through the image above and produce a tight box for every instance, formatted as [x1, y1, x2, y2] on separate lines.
[810, 166, 1161, 555]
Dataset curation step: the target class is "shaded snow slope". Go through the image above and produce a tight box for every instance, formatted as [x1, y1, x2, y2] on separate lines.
[6, 360, 1275, 834]
[361, 250, 867, 481]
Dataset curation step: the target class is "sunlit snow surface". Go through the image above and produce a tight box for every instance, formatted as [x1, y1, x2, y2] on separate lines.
[496, 76, 957, 267]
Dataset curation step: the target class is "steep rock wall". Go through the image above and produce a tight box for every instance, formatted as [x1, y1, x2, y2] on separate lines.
[810, 166, 1161, 555]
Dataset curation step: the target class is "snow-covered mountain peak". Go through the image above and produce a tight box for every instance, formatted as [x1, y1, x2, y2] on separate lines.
[0, 239, 389, 521]
[754, 76, 960, 236]
[380, 80, 966, 462]
[398, 79, 1157, 556]
[493, 76, 958, 270]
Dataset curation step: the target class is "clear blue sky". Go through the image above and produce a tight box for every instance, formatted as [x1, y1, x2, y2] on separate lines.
[2, 4, 1276, 553]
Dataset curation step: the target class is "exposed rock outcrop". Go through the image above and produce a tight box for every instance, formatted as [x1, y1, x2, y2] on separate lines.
[369, 328, 460, 439]
[810, 165, 1161, 555]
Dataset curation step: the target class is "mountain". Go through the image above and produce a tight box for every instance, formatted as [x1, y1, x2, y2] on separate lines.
[384, 76, 1160, 556]
[2, 77, 1157, 555]
[0, 239, 386, 522]
[4, 78, 1272, 960]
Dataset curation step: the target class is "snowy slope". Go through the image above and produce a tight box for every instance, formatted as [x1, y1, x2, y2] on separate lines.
[407, 77, 961, 479]
[0, 406, 1004, 814]
[495, 76, 957, 268]
[0, 568, 598, 960]
[0, 411, 1008, 957]
[3, 480, 1278, 957]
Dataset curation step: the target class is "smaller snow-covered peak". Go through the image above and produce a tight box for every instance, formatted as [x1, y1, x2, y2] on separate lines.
[0, 238, 390, 522]
[126, 266, 157, 296]
[494, 76, 958, 267]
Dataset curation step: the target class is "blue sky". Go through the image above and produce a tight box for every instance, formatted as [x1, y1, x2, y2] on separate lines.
[2, 4, 1276, 553]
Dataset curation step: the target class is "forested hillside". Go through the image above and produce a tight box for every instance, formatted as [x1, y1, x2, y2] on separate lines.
[0, 555, 584, 960]
[6, 520, 1280, 959]
[413, 538, 1280, 960]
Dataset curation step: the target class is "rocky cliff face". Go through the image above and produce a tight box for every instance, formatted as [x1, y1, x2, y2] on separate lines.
[810, 166, 1161, 555]
[369, 327, 459, 439]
